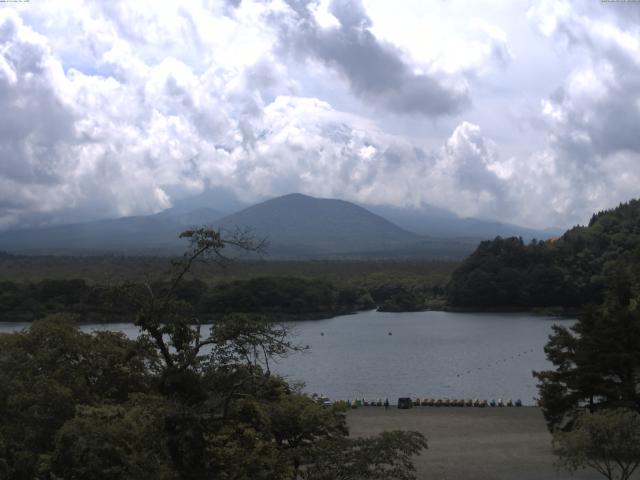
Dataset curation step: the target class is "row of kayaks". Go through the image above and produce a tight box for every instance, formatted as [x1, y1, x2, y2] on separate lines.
[406, 398, 523, 407]
[312, 394, 525, 408]
[347, 398, 523, 408]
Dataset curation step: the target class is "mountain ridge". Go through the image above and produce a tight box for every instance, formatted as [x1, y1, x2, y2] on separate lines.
[211, 193, 427, 258]
[363, 203, 561, 240]
[0, 192, 556, 258]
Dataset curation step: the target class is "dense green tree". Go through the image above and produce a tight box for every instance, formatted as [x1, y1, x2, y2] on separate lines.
[49, 398, 176, 480]
[553, 409, 640, 480]
[0, 432, 8, 479]
[534, 269, 640, 430]
[0, 227, 428, 479]
[201, 276, 350, 316]
[303, 430, 428, 480]
[448, 200, 640, 309]
[0, 314, 157, 479]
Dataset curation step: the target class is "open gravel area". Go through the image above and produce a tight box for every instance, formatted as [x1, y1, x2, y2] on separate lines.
[347, 407, 605, 480]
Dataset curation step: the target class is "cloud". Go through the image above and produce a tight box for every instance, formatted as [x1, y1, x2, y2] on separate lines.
[228, 99, 512, 221]
[523, 0, 640, 225]
[1, 0, 639, 233]
[222, 95, 434, 204]
[0, 11, 79, 226]
[0, 9, 216, 227]
[274, 0, 470, 116]
[0, 0, 480, 231]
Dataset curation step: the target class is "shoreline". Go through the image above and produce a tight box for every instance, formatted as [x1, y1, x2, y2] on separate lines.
[0, 305, 579, 324]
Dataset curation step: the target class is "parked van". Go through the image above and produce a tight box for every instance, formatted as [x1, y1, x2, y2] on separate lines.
[397, 397, 413, 409]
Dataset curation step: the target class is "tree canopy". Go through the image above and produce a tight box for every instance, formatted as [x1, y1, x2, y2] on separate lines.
[448, 200, 640, 310]
[554, 408, 640, 480]
[0, 227, 427, 479]
[534, 267, 640, 431]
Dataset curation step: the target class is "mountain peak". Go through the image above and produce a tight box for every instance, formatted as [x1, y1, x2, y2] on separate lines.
[0, 190, 553, 258]
[277, 192, 311, 200]
[263, 192, 344, 205]
[213, 193, 420, 257]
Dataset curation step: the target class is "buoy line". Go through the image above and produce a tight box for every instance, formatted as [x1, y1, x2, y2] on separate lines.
[452, 347, 538, 378]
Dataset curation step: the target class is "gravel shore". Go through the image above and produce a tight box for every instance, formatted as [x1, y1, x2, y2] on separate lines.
[346, 407, 603, 480]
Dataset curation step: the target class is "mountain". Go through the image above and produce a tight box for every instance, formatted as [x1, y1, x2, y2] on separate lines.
[154, 206, 226, 226]
[0, 193, 440, 257]
[212, 193, 428, 257]
[0, 207, 225, 254]
[0, 191, 554, 258]
[363, 204, 560, 240]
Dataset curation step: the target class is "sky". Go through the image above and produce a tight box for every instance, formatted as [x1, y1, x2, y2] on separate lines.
[0, 0, 639, 230]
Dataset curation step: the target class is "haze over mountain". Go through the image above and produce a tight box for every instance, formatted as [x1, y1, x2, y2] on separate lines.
[364, 204, 562, 240]
[165, 187, 249, 216]
[0, 192, 558, 258]
[0, 207, 225, 254]
[212, 193, 425, 257]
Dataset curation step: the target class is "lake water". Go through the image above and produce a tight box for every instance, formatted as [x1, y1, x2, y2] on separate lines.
[0, 310, 571, 405]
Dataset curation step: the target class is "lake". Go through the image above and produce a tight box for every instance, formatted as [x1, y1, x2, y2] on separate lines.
[0, 310, 571, 405]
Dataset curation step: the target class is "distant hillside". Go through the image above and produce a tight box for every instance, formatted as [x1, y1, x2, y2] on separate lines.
[154, 206, 225, 226]
[0, 207, 224, 254]
[0, 191, 557, 259]
[213, 193, 436, 258]
[364, 203, 560, 240]
[447, 200, 640, 309]
[0, 193, 476, 258]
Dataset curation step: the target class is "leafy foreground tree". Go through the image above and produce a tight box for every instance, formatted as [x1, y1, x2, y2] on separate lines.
[0, 227, 427, 479]
[535, 267, 640, 479]
[554, 409, 640, 480]
[534, 269, 640, 431]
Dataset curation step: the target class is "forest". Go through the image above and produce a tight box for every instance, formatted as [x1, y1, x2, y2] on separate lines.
[0, 228, 428, 479]
[447, 200, 640, 310]
[0, 259, 453, 322]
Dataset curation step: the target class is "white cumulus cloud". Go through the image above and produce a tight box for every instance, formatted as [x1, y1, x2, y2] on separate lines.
[0, 0, 639, 231]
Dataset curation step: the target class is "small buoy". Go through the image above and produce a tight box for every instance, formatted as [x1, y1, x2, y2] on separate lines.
[388, 332, 392, 336]
[320, 332, 324, 336]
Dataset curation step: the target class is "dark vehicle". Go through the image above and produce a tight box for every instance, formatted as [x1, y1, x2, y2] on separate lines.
[397, 397, 413, 409]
